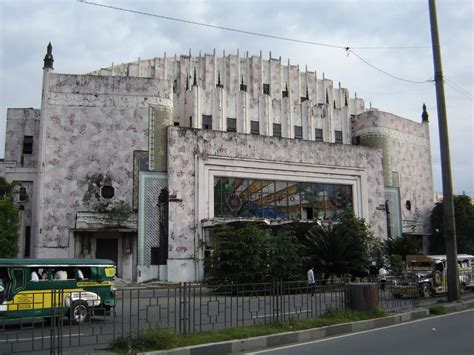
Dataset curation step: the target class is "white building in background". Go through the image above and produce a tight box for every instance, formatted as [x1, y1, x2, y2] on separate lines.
[0, 44, 434, 282]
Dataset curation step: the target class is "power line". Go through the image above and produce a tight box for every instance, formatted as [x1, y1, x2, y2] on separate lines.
[347, 49, 432, 84]
[444, 78, 474, 101]
[78, 0, 345, 49]
[77, 0, 430, 51]
[78, 0, 433, 84]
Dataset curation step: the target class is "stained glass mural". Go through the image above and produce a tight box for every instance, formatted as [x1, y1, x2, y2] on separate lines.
[213, 177, 353, 221]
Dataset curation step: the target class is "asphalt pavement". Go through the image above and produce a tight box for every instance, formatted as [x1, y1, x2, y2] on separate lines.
[248, 309, 474, 355]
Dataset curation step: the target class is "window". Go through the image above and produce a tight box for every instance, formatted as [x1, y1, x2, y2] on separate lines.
[251, 121, 259, 135]
[151, 247, 160, 265]
[19, 187, 27, 201]
[189, 116, 193, 128]
[294, 126, 303, 139]
[315, 129, 323, 142]
[101, 185, 115, 199]
[202, 115, 212, 130]
[22, 136, 33, 154]
[24, 226, 31, 257]
[173, 121, 180, 126]
[263, 84, 270, 95]
[273, 123, 281, 137]
[227, 118, 237, 132]
[213, 177, 353, 221]
[335, 130, 343, 144]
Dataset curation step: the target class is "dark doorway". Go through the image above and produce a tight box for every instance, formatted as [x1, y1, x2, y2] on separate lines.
[96, 238, 119, 274]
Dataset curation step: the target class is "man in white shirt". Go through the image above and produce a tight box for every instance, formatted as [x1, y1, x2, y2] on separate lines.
[307, 267, 316, 295]
[30, 271, 39, 282]
[379, 266, 388, 291]
[54, 270, 67, 280]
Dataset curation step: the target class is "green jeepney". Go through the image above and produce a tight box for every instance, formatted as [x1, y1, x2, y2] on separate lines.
[0, 259, 116, 324]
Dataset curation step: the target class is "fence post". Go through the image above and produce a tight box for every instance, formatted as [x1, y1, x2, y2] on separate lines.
[180, 282, 188, 335]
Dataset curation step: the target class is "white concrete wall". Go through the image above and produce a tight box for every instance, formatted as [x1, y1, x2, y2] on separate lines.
[167, 126, 386, 281]
[352, 110, 434, 236]
[35, 73, 172, 258]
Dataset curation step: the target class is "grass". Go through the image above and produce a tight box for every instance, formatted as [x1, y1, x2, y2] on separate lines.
[110, 307, 388, 354]
[429, 304, 447, 315]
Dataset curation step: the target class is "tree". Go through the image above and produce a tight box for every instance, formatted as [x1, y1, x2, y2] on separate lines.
[204, 222, 304, 284]
[430, 195, 474, 254]
[301, 211, 382, 278]
[0, 177, 19, 258]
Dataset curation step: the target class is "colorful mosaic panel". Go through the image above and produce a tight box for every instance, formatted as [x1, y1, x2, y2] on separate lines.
[214, 177, 353, 221]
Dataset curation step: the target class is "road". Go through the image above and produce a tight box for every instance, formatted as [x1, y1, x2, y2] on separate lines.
[248, 309, 474, 355]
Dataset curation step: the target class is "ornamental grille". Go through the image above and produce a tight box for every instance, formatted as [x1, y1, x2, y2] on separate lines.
[143, 174, 168, 266]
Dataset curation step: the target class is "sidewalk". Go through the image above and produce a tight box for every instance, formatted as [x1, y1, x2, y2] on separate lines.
[139, 298, 474, 355]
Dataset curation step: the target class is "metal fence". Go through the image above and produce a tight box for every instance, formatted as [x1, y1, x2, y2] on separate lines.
[0, 279, 470, 354]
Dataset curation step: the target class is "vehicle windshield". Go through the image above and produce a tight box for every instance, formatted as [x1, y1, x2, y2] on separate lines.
[407, 261, 432, 271]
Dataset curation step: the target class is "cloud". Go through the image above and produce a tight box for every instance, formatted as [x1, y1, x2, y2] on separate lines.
[1, 0, 472, 194]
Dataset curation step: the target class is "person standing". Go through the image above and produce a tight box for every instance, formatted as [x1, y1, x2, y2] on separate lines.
[307, 267, 316, 295]
[379, 266, 388, 291]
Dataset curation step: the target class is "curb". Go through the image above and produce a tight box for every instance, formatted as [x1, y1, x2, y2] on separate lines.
[139, 299, 474, 355]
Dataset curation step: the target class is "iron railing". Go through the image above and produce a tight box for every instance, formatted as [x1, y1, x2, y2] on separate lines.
[0, 279, 471, 354]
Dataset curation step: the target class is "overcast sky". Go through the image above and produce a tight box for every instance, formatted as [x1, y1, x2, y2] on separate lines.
[1, 0, 473, 195]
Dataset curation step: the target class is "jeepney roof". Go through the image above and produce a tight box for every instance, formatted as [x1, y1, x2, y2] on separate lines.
[406, 254, 474, 263]
[0, 258, 115, 267]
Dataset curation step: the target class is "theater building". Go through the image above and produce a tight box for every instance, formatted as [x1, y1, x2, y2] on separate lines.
[0, 44, 434, 282]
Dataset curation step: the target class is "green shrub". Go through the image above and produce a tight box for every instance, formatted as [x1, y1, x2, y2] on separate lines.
[111, 308, 388, 353]
[429, 305, 447, 315]
[205, 223, 304, 284]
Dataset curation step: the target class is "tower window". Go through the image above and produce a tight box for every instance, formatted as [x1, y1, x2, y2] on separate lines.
[335, 130, 343, 144]
[251, 121, 259, 135]
[22, 136, 33, 154]
[294, 126, 303, 139]
[202, 115, 212, 130]
[227, 118, 237, 132]
[263, 84, 270, 95]
[315, 129, 323, 142]
[273, 123, 281, 137]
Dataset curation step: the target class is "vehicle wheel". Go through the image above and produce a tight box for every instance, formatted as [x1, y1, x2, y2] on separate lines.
[69, 300, 90, 325]
[420, 284, 431, 298]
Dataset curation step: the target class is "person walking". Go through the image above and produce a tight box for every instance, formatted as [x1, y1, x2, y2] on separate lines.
[379, 265, 388, 291]
[307, 267, 316, 295]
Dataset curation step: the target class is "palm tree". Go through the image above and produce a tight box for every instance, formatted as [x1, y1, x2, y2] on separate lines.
[302, 211, 380, 279]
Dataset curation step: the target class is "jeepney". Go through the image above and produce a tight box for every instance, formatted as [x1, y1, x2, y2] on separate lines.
[0, 259, 116, 324]
[391, 254, 474, 298]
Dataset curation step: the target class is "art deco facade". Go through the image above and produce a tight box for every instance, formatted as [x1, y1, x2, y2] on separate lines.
[0, 45, 434, 282]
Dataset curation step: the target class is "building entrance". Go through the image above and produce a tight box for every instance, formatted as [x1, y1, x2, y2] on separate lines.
[96, 238, 119, 274]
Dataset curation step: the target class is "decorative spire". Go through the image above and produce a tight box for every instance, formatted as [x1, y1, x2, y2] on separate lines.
[282, 82, 288, 98]
[421, 103, 429, 122]
[216, 71, 223, 88]
[240, 74, 247, 92]
[43, 42, 54, 70]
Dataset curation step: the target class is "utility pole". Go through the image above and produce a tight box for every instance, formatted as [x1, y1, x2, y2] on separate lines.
[428, 0, 459, 301]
